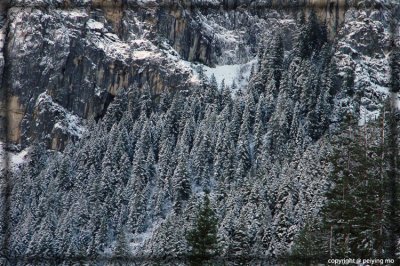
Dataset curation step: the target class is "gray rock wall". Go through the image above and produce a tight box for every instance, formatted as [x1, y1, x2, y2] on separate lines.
[0, 0, 396, 150]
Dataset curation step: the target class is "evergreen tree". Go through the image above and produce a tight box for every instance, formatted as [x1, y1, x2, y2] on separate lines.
[187, 195, 218, 265]
[172, 147, 191, 214]
[294, 115, 398, 259]
[271, 34, 284, 90]
[298, 9, 327, 58]
[390, 47, 400, 93]
[384, 99, 400, 258]
[114, 231, 130, 258]
[290, 218, 326, 262]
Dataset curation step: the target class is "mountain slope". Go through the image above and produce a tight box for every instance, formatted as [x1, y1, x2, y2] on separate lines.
[1, 0, 399, 265]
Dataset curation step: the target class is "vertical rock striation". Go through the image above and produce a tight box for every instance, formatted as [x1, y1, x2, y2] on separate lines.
[0, 0, 395, 149]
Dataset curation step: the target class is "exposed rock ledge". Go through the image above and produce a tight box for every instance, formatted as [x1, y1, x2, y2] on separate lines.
[0, 0, 397, 150]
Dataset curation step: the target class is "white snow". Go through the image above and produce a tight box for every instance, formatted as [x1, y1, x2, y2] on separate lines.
[0, 142, 28, 173]
[57, 9, 88, 20]
[87, 19, 104, 31]
[157, 38, 257, 89]
[128, 229, 154, 253]
[89, 34, 131, 61]
[358, 106, 380, 126]
[167, 56, 257, 89]
[160, 40, 257, 90]
[36, 92, 86, 138]
[335, 10, 393, 125]
[397, 93, 400, 110]
[132, 50, 159, 60]
[137, 0, 157, 5]
[0, 27, 5, 51]
[53, 113, 85, 138]
[194, 58, 257, 89]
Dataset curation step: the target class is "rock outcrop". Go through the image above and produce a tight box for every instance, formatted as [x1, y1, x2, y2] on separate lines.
[0, 0, 398, 150]
[1, 5, 195, 149]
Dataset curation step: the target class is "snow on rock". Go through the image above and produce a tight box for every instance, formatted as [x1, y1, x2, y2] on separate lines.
[335, 7, 392, 124]
[157, 38, 257, 90]
[0, 26, 5, 52]
[202, 58, 257, 89]
[53, 113, 86, 138]
[87, 19, 104, 31]
[132, 50, 160, 60]
[0, 142, 29, 173]
[36, 92, 86, 138]
[173, 57, 257, 90]
[87, 30, 131, 61]
[397, 93, 400, 110]
[57, 9, 88, 20]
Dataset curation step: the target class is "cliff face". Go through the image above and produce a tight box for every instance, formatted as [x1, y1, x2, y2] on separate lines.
[0, 0, 397, 150]
[1, 3, 196, 149]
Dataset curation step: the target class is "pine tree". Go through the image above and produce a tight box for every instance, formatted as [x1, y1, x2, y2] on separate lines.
[186, 194, 218, 265]
[192, 129, 213, 188]
[310, 115, 393, 258]
[290, 218, 327, 262]
[384, 99, 400, 258]
[390, 47, 400, 93]
[297, 9, 327, 58]
[114, 231, 130, 258]
[172, 147, 191, 214]
[271, 34, 284, 90]
[230, 213, 251, 264]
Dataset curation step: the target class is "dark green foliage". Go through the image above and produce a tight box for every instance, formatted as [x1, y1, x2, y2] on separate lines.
[298, 9, 328, 58]
[294, 112, 400, 259]
[270, 34, 285, 91]
[325, 114, 399, 258]
[291, 218, 327, 261]
[113, 231, 130, 258]
[390, 47, 400, 93]
[384, 100, 400, 257]
[186, 195, 218, 266]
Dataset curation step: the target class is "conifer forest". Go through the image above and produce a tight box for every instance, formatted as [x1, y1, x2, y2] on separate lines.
[0, 0, 399, 265]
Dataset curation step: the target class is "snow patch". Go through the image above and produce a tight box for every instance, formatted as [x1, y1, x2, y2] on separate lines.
[36, 92, 86, 138]
[132, 50, 159, 60]
[163, 53, 257, 89]
[203, 60, 256, 89]
[89, 33, 131, 61]
[157, 39, 256, 89]
[0, 27, 5, 52]
[58, 9, 88, 20]
[87, 19, 104, 31]
[54, 113, 85, 138]
[0, 142, 28, 173]
[129, 229, 155, 254]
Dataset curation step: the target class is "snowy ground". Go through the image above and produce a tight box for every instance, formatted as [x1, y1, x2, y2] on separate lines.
[0, 142, 28, 173]
[161, 39, 257, 91]
[202, 58, 257, 89]
[181, 58, 257, 92]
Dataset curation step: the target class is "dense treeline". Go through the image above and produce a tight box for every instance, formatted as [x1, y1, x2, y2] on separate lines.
[292, 109, 400, 261]
[3, 10, 398, 265]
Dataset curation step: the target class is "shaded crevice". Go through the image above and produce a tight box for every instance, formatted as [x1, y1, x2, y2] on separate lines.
[95, 92, 115, 122]
[0, 3, 12, 261]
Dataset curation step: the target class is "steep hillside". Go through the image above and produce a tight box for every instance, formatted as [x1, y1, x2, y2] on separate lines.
[1, 0, 399, 265]
[1, 0, 389, 150]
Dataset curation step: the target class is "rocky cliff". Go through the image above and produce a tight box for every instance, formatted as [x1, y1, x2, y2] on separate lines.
[0, 0, 377, 150]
